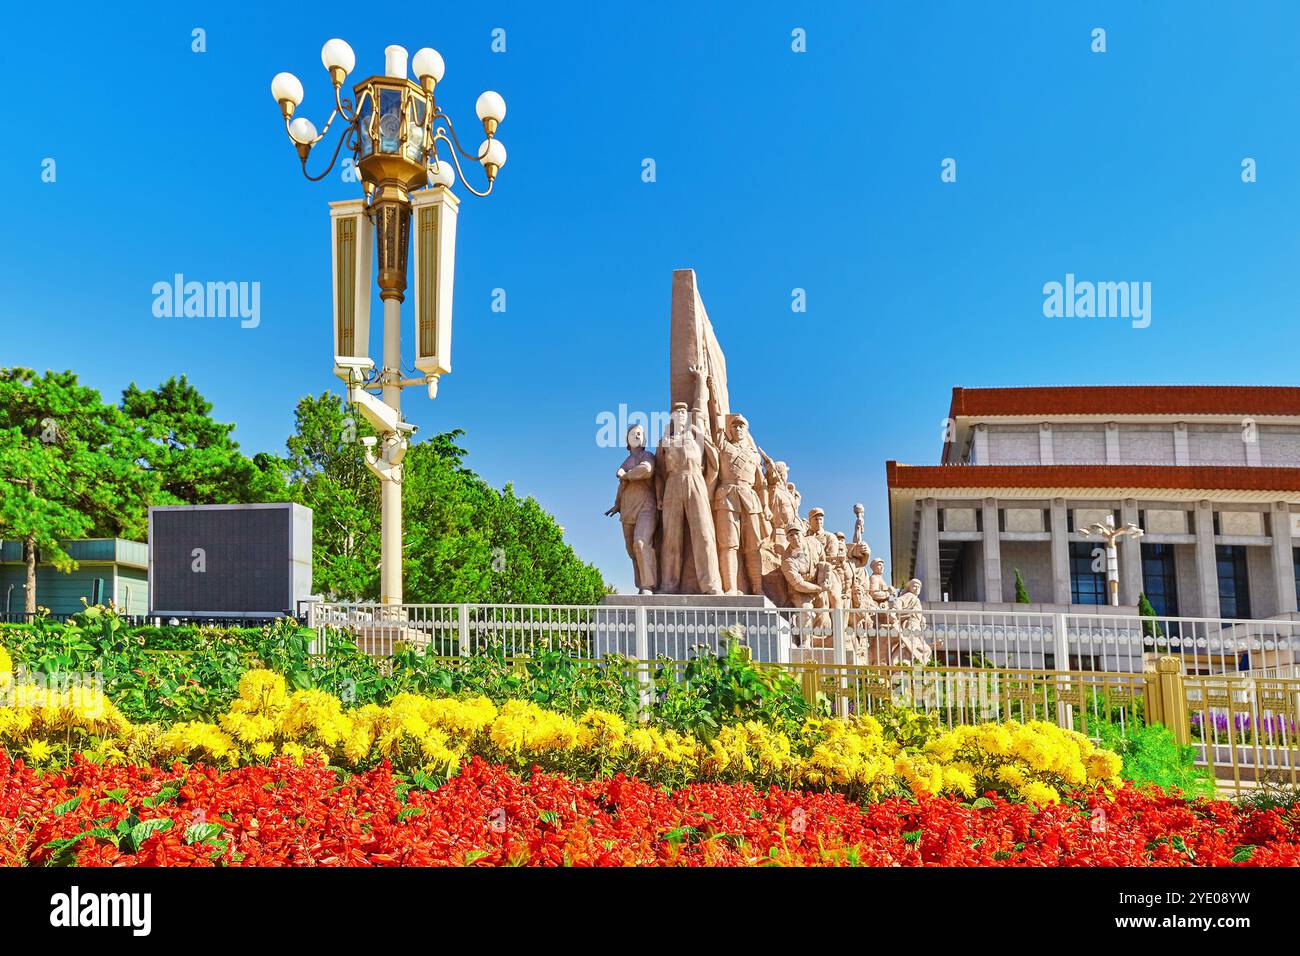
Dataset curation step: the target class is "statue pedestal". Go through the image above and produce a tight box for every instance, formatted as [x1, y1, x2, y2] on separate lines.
[597, 593, 793, 663]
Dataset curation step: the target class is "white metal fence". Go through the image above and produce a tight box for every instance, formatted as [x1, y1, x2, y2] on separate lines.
[307, 601, 1300, 676]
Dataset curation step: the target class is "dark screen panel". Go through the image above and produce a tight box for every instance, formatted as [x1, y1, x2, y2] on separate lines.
[151, 508, 290, 614]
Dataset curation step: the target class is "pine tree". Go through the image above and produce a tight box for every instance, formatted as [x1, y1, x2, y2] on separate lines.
[1013, 567, 1031, 604]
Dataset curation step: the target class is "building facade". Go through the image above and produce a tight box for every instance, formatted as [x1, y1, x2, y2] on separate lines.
[0, 539, 149, 618]
[888, 386, 1300, 621]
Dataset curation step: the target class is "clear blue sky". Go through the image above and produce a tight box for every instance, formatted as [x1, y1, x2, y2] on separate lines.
[4, 1, 1299, 592]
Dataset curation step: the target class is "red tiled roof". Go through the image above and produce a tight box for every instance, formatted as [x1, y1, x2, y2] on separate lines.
[948, 386, 1300, 419]
[887, 462, 1300, 493]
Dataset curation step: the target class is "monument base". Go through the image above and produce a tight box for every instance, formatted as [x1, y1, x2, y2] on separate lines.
[598, 593, 793, 662]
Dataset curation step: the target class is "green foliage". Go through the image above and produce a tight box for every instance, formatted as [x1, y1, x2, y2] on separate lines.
[1013, 568, 1031, 604]
[0, 608, 637, 721]
[871, 702, 942, 748]
[0, 369, 157, 611]
[283, 393, 608, 603]
[1092, 718, 1216, 799]
[653, 630, 811, 740]
[1234, 775, 1300, 813]
[120, 376, 286, 505]
[0, 372, 607, 610]
[1137, 592, 1164, 639]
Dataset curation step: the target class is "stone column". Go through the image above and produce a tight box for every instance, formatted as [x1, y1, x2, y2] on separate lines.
[1120, 498, 1143, 606]
[1174, 423, 1190, 465]
[1271, 501, 1297, 614]
[919, 498, 941, 593]
[1105, 422, 1120, 463]
[982, 497, 1003, 603]
[1050, 497, 1071, 605]
[1192, 500, 1219, 618]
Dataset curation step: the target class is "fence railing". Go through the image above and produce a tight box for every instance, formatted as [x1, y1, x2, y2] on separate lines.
[1184, 673, 1300, 789]
[307, 602, 1300, 677]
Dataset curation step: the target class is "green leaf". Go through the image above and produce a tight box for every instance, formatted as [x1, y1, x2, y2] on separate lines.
[143, 786, 180, 808]
[124, 817, 173, 853]
[1231, 845, 1256, 863]
[52, 796, 82, 817]
[183, 822, 225, 845]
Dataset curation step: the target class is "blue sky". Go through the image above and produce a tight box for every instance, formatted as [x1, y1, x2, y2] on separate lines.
[3, 1, 1299, 592]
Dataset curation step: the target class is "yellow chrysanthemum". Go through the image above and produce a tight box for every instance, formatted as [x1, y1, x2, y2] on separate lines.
[154, 721, 238, 765]
[25, 738, 52, 763]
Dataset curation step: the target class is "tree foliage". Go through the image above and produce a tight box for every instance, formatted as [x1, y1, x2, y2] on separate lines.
[0, 369, 608, 608]
[121, 376, 285, 505]
[0, 369, 156, 611]
[287, 392, 607, 603]
[1013, 568, 1031, 604]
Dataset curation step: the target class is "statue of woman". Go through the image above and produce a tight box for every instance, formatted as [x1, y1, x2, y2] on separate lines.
[604, 423, 658, 593]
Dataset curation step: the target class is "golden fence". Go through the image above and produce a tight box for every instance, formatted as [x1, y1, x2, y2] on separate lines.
[1183, 672, 1300, 790]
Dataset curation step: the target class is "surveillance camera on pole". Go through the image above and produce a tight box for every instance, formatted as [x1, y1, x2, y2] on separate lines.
[348, 387, 404, 434]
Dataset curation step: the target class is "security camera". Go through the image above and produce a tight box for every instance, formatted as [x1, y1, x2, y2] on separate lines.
[395, 421, 418, 435]
[383, 435, 408, 466]
[348, 387, 403, 433]
[359, 436, 378, 448]
[334, 356, 375, 384]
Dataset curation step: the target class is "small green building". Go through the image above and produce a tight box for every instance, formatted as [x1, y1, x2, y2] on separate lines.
[0, 539, 148, 618]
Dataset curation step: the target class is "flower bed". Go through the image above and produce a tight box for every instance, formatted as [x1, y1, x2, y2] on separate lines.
[0, 666, 1121, 805]
[2, 753, 1296, 867]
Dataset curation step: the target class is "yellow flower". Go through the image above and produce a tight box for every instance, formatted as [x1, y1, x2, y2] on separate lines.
[237, 669, 288, 709]
[1019, 781, 1061, 805]
[25, 739, 53, 763]
[154, 721, 239, 765]
[577, 709, 628, 752]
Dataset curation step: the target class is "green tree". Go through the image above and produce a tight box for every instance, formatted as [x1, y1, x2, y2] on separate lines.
[1137, 592, 1164, 639]
[281, 392, 380, 600]
[0, 369, 156, 613]
[1013, 567, 1031, 604]
[121, 376, 286, 505]
[280, 392, 607, 603]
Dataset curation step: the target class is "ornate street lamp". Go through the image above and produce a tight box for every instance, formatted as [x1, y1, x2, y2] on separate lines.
[1078, 514, 1144, 607]
[271, 40, 507, 607]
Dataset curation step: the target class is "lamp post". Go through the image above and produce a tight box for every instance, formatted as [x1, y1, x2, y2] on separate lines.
[1078, 514, 1144, 607]
[271, 40, 507, 607]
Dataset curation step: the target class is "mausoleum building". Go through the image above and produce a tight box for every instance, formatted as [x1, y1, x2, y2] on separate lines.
[887, 386, 1300, 620]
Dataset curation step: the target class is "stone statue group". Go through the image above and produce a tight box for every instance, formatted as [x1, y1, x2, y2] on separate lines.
[606, 365, 931, 664]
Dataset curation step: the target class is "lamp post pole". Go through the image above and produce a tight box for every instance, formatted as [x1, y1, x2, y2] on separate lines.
[1079, 514, 1144, 607]
[271, 40, 507, 607]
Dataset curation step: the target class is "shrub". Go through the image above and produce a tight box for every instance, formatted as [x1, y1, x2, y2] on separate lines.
[1092, 718, 1216, 799]
[653, 632, 810, 740]
[1013, 568, 1031, 604]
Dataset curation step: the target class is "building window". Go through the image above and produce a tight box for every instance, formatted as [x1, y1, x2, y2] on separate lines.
[1069, 542, 1106, 605]
[1215, 545, 1251, 619]
[1140, 543, 1178, 617]
[1293, 547, 1300, 611]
